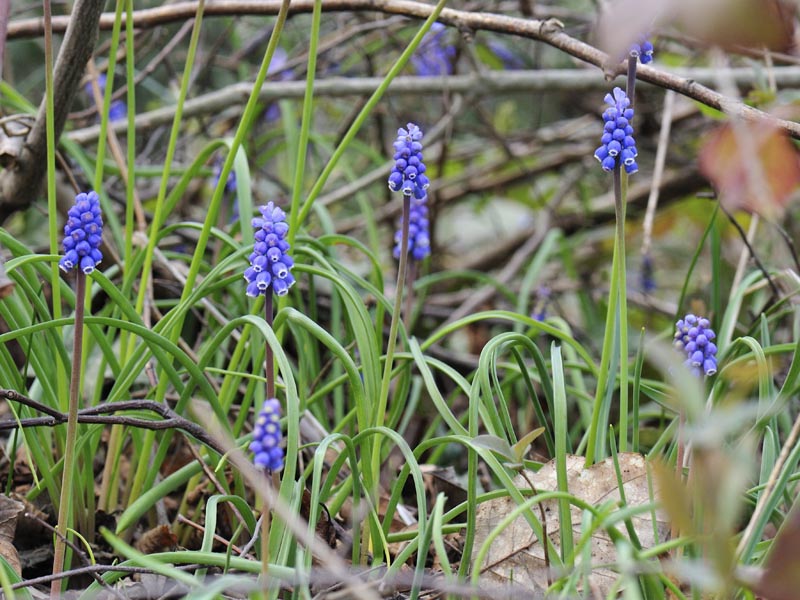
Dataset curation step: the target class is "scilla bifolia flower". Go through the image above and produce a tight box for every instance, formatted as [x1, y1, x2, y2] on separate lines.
[594, 87, 639, 175]
[244, 202, 295, 297]
[674, 314, 718, 377]
[389, 123, 431, 260]
[250, 398, 284, 471]
[59, 191, 104, 274]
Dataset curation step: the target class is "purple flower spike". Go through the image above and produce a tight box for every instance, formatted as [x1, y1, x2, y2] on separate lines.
[389, 123, 431, 261]
[250, 398, 284, 471]
[245, 202, 295, 297]
[595, 87, 638, 175]
[59, 191, 104, 274]
[674, 314, 718, 377]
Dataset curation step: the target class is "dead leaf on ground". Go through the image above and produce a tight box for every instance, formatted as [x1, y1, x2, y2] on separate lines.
[472, 453, 668, 596]
[0, 494, 25, 576]
[134, 525, 178, 554]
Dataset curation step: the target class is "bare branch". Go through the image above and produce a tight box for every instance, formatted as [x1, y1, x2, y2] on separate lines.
[10, 0, 800, 142]
[0, 389, 227, 455]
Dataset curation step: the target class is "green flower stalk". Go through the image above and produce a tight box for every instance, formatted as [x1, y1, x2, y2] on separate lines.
[51, 191, 104, 594]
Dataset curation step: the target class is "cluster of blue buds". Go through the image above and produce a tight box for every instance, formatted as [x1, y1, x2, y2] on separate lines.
[250, 398, 284, 471]
[411, 22, 455, 77]
[674, 314, 718, 377]
[630, 37, 654, 64]
[594, 87, 638, 174]
[388, 123, 430, 199]
[393, 195, 430, 260]
[244, 202, 295, 297]
[59, 191, 104, 274]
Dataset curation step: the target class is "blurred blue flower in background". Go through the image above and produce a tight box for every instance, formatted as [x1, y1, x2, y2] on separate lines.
[487, 39, 525, 70]
[250, 398, 284, 471]
[84, 74, 126, 122]
[264, 48, 292, 122]
[411, 22, 455, 77]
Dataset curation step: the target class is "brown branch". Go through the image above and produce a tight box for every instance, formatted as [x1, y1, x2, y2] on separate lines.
[0, 389, 227, 455]
[11, 0, 800, 142]
[0, 0, 105, 221]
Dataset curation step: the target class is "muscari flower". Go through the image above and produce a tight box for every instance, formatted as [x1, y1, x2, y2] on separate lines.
[674, 314, 718, 377]
[212, 160, 237, 195]
[84, 74, 126, 122]
[59, 191, 104, 274]
[487, 39, 525, 70]
[594, 87, 639, 175]
[641, 253, 656, 293]
[630, 37, 654, 64]
[389, 123, 431, 261]
[264, 48, 292, 122]
[250, 398, 284, 471]
[411, 22, 455, 77]
[244, 202, 296, 297]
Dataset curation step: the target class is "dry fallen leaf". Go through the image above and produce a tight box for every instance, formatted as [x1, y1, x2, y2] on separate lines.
[472, 453, 668, 595]
[698, 121, 800, 218]
[0, 494, 25, 576]
[744, 497, 800, 600]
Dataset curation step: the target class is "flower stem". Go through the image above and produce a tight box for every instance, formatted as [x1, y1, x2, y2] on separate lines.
[626, 55, 637, 101]
[370, 195, 411, 546]
[51, 271, 86, 597]
[615, 165, 629, 453]
[265, 293, 275, 400]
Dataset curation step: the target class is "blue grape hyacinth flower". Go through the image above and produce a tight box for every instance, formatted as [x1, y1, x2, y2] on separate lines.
[411, 22, 455, 77]
[674, 314, 718, 377]
[393, 195, 430, 260]
[594, 87, 639, 175]
[84, 74, 126, 122]
[388, 123, 430, 200]
[630, 37, 654, 64]
[59, 191, 104, 274]
[250, 398, 284, 471]
[244, 202, 295, 297]
[389, 123, 431, 261]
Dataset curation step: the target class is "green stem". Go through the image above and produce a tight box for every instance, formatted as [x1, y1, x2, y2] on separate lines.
[51, 271, 86, 596]
[265, 293, 274, 400]
[374, 196, 411, 454]
[42, 0, 67, 414]
[585, 184, 622, 467]
[616, 165, 629, 453]
[287, 0, 322, 229]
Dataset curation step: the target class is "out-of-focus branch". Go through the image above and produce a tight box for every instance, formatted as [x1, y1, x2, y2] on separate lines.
[68, 66, 800, 145]
[11, 0, 800, 141]
[0, 0, 105, 222]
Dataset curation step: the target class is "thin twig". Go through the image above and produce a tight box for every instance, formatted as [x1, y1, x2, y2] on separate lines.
[720, 204, 780, 301]
[641, 90, 676, 259]
[0, 389, 228, 455]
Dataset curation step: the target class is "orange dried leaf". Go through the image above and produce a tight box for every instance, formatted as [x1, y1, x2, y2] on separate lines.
[698, 121, 800, 217]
